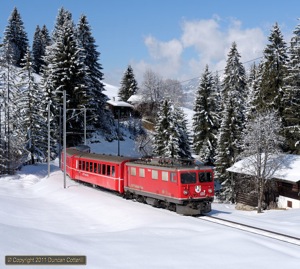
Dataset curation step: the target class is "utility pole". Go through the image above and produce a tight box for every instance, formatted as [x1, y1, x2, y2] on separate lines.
[63, 90, 66, 189]
[117, 109, 120, 156]
[47, 102, 50, 177]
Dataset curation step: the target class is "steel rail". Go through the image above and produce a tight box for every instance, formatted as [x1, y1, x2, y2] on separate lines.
[198, 215, 300, 246]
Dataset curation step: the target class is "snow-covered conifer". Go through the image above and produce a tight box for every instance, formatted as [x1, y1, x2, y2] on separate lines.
[153, 100, 178, 158]
[192, 65, 219, 165]
[76, 14, 116, 136]
[0, 45, 26, 173]
[32, 25, 51, 74]
[282, 22, 300, 154]
[19, 49, 50, 163]
[118, 65, 139, 102]
[259, 23, 288, 115]
[174, 106, 192, 159]
[2, 7, 29, 67]
[215, 42, 247, 195]
[43, 10, 88, 146]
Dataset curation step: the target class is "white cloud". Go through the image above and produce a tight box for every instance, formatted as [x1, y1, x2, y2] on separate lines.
[144, 35, 183, 63]
[181, 18, 225, 61]
[132, 17, 266, 85]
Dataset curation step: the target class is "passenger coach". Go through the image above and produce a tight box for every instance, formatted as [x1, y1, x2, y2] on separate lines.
[62, 147, 137, 193]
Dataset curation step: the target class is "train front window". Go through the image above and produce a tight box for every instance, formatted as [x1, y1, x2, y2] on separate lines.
[180, 172, 196, 184]
[199, 172, 212, 182]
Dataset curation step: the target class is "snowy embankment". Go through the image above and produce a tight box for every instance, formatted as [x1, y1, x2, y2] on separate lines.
[0, 161, 300, 269]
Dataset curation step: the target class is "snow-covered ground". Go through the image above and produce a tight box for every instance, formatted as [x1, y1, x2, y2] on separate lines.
[1, 160, 299, 269]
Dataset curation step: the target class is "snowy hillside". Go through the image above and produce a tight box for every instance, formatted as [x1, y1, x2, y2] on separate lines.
[0, 161, 300, 268]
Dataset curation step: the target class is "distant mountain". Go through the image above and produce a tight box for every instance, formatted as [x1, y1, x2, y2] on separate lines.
[181, 77, 199, 109]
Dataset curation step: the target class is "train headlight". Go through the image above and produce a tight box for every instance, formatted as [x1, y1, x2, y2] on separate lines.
[183, 189, 189, 196]
[208, 188, 213, 194]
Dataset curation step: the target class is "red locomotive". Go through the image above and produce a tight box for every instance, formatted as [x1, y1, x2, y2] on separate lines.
[62, 146, 214, 215]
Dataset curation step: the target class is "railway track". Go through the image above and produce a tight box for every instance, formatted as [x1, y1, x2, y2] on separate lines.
[199, 215, 300, 246]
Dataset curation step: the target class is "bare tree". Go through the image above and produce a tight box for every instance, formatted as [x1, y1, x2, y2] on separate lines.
[162, 79, 185, 106]
[140, 69, 163, 102]
[138, 69, 186, 121]
[238, 111, 284, 212]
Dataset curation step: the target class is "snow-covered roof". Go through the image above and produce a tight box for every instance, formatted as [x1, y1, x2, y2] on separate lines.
[127, 94, 143, 103]
[107, 99, 133, 108]
[227, 154, 300, 183]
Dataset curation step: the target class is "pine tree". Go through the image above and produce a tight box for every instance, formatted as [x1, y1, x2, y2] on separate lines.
[0, 44, 26, 173]
[32, 25, 51, 74]
[118, 65, 139, 102]
[19, 49, 49, 163]
[43, 9, 88, 146]
[258, 23, 288, 115]
[2, 7, 29, 67]
[192, 66, 219, 165]
[282, 21, 300, 154]
[76, 14, 115, 136]
[174, 106, 192, 159]
[153, 99, 178, 158]
[215, 42, 247, 200]
[213, 71, 222, 121]
[246, 63, 260, 119]
[0, 50, 8, 173]
[52, 7, 73, 42]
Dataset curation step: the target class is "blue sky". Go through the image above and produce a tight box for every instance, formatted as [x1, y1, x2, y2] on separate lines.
[1, 0, 300, 86]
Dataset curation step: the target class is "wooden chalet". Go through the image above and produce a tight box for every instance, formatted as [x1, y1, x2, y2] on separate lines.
[227, 154, 300, 209]
[106, 97, 134, 119]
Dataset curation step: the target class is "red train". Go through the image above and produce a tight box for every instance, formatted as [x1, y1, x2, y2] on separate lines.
[62, 146, 214, 215]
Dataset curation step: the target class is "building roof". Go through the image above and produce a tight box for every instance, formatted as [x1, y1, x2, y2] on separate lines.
[127, 94, 143, 103]
[107, 99, 134, 108]
[227, 154, 300, 183]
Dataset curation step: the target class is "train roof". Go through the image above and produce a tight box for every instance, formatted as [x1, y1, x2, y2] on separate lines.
[126, 157, 214, 171]
[66, 148, 137, 163]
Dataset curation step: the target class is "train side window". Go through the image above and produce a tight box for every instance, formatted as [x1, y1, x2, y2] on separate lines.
[102, 164, 106, 175]
[97, 163, 101, 174]
[82, 161, 85, 171]
[90, 162, 93, 172]
[170, 172, 177, 183]
[107, 165, 111, 176]
[94, 163, 97, 173]
[152, 170, 158, 180]
[131, 167, 137, 176]
[199, 172, 212, 182]
[139, 168, 145, 177]
[86, 162, 89, 171]
[162, 171, 168, 181]
[112, 166, 115, 177]
[180, 172, 196, 184]
[79, 160, 82, 170]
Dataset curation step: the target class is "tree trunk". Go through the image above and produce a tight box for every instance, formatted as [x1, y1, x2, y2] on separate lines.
[257, 180, 264, 213]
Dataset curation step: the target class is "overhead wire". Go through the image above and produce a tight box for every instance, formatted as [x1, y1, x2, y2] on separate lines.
[174, 55, 264, 87]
